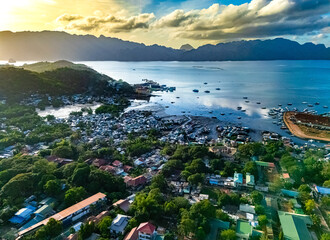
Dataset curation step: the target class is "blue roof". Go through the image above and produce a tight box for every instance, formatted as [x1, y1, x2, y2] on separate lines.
[281, 189, 299, 198]
[9, 216, 25, 224]
[234, 172, 243, 183]
[316, 186, 330, 195]
[19, 215, 44, 231]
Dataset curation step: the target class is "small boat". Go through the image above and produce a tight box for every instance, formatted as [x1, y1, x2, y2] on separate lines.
[165, 106, 169, 108]
[229, 113, 233, 115]
[324, 106, 328, 108]
[193, 89, 199, 93]
[204, 82, 208, 85]
[278, 104, 282, 106]
[215, 88, 221, 90]
[261, 107, 266, 109]
[315, 102, 320, 105]
[220, 113, 225, 116]
[204, 90, 210, 93]
[176, 97, 180, 99]
[302, 101, 307, 104]
[243, 97, 248, 99]
[287, 103, 292, 106]
[245, 100, 250, 103]
[256, 102, 261, 104]
[132, 69, 136, 71]
[181, 111, 186, 113]
[212, 116, 217, 119]
[209, 111, 213, 113]
[237, 107, 242, 110]
[241, 109, 246, 112]
[237, 117, 241, 119]
[308, 104, 313, 107]
[171, 102, 175, 104]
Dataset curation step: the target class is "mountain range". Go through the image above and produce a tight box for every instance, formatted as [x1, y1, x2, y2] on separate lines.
[0, 31, 329, 61]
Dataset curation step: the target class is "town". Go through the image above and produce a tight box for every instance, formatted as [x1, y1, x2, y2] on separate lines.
[0, 91, 329, 240]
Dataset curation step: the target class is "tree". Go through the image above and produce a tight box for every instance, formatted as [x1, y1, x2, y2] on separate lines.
[64, 187, 87, 206]
[258, 215, 268, 228]
[305, 199, 316, 214]
[251, 191, 263, 205]
[220, 229, 236, 240]
[71, 164, 90, 187]
[78, 222, 95, 240]
[44, 179, 62, 196]
[188, 173, 205, 186]
[97, 216, 113, 237]
[311, 214, 321, 227]
[320, 233, 330, 240]
[150, 174, 168, 192]
[255, 205, 266, 215]
[243, 161, 258, 179]
[196, 227, 206, 240]
[216, 209, 230, 221]
[44, 218, 63, 238]
[1, 172, 35, 199]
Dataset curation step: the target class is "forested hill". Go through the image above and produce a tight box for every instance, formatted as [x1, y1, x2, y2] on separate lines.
[0, 31, 329, 61]
[0, 61, 133, 101]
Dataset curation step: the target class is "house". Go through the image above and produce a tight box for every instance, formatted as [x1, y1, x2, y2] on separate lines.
[100, 165, 117, 175]
[125, 175, 147, 188]
[34, 204, 54, 218]
[112, 160, 123, 168]
[278, 211, 312, 240]
[239, 204, 256, 214]
[234, 172, 243, 187]
[236, 220, 252, 240]
[315, 186, 330, 197]
[281, 189, 300, 198]
[92, 158, 107, 168]
[113, 199, 131, 213]
[39, 197, 56, 206]
[18, 192, 106, 237]
[124, 165, 133, 173]
[246, 173, 255, 186]
[110, 214, 129, 235]
[46, 156, 73, 166]
[9, 205, 36, 224]
[124, 222, 157, 240]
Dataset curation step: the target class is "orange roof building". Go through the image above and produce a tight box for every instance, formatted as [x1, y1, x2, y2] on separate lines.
[18, 192, 106, 237]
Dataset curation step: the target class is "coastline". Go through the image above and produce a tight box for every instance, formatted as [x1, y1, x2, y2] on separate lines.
[283, 111, 330, 142]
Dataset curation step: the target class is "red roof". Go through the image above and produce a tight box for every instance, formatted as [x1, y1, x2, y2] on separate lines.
[137, 222, 156, 234]
[100, 165, 116, 174]
[124, 165, 133, 172]
[92, 158, 107, 167]
[124, 227, 138, 240]
[126, 175, 147, 187]
[282, 173, 290, 179]
[112, 160, 123, 167]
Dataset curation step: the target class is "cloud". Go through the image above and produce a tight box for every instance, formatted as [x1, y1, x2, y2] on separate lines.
[152, 0, 330, 41]
[56, 13, 155, 32]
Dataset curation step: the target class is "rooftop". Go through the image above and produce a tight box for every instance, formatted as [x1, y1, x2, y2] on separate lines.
[278, 211, 312, 240]
[18, 192, 106, 236]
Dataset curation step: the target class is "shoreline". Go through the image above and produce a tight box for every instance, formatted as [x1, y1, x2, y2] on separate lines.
[283, 111, 330, 142]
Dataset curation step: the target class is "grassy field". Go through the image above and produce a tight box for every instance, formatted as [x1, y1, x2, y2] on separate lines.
[298, 124, 330, 140]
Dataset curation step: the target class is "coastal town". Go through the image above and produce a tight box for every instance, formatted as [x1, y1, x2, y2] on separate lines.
[0, 81, 329, 240]
[0, 59, 328, 240]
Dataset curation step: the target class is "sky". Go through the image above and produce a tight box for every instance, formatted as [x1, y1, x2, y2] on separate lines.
[0, 0, 329, 48]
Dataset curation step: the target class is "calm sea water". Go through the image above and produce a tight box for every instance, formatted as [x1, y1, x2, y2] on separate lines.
[78, 60, 330, 144]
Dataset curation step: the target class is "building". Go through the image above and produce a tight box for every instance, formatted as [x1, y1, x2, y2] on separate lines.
[246, 173, 255, 186]
[18, 192, 106, 237]
[234, 172, 243, 187]
[236, 220, 252, 240]
[278, 211, 313, 240]
[9, 205, 36, 224]
[125, 175, 147, 188]
[113, 199, 131, 213]
[110, 214, 129, 235]
[124, 222, 156, 240]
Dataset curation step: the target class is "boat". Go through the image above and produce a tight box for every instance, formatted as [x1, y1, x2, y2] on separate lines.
[171, 102, 175, 104]
[237, 107, 242, 110]
[324, 106, 328, 108]
[302, 101, 307, 104]
[212, 116, 217, 119]
[315, 102, 320, 105]
[204, 90, 210, 93]
[8, 58, 16, 63]
[204, 82, 208, 85]
[241, 109, 246, 112]
[308, 104, 313, 107]
[215, 88, 221, 90]
[237, 117, 241, 119]
[192, 89, 199, 93]
[220, 113, 225, 115]
[176, 97, 180, 99]
[209, 111, 213, 113]
[256, 102, 261, 104]
[245, 100, 250, 103]
[243, 97, 248, 99]
[287, 103, 292, 105]
[278, 104, 282, 106]
[261, 107, 266, 109]
[165, 106, 169, 108]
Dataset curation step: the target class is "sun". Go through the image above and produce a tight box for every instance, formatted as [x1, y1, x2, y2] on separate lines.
[0, 0, 33, 30]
